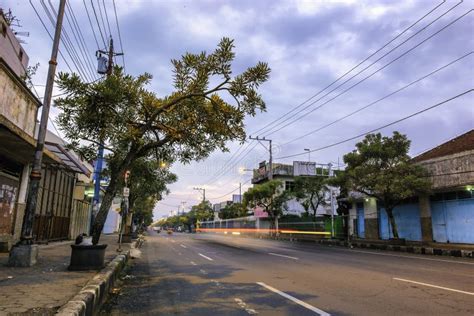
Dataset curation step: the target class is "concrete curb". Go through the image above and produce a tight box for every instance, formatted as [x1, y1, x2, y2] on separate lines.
[317, 239, 474, 259]
[56, 250, 130, 316]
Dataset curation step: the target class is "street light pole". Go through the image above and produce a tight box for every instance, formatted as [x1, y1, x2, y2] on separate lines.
[9, 0, 67, 267]
[304, 148, 311, 162]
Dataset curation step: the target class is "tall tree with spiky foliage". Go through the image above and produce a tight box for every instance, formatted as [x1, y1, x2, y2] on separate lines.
[55, 38, 270, 244]
[340, 132, 431, 239]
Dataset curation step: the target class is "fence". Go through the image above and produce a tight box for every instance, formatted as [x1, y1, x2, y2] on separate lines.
[69, 199, 91, 239]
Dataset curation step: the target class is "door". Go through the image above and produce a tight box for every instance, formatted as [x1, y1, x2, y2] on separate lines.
[356, 203, 365, 238]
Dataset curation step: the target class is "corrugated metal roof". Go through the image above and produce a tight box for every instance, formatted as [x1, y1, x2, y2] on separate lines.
[45, 142, 91, 176]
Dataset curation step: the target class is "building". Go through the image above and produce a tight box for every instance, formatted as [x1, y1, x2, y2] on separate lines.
[251, 160, 335, 216]
[0, 10, 93, 250]
[348, 130, 474, 244]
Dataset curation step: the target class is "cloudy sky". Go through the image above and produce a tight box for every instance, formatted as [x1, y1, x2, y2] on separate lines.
[4, 0, 473, 219]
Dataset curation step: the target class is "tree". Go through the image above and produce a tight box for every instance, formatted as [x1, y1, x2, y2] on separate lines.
[220, 203, 247, 219]
[292, 176, 328, 220]
[191, 200, 214, 222]
[243, 180, 288, 232]
[55, 38, 270, 244]
[340, 132, 431, 239]
[124, 158, 177, 231]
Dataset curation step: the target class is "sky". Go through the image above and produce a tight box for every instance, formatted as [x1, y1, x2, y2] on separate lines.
[3, 0, 473, 219]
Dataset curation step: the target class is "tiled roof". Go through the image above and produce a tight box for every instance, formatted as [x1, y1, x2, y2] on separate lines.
[412, 129, 474, 162]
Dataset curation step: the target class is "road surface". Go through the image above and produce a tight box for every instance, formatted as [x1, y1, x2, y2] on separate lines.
[105, 231, 474, 315]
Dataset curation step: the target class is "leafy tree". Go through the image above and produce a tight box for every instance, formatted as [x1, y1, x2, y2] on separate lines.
[191, 200, 214, 222]
[125, 158, 177, 231]
[292, 176, 329, 220]
[243, 180, 288, 232]
[133, 196, 155, 227]
[340, 132, 431, 239]
[220, 203, 247, 219]
[55, 38, 270, 244]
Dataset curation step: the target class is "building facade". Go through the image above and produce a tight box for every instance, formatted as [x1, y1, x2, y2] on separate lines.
[348, 130, 474, 244]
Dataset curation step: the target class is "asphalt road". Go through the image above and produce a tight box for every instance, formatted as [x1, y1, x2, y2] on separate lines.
[105, 231, 474, 315]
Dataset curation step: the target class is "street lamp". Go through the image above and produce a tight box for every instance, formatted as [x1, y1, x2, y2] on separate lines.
[304, 148, 311, 162]
[193, 187, 206, 202]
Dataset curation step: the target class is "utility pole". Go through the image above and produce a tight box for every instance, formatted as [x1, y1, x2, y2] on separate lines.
[249, 136, 273, 180]
[239, 182, 242, 203]
[249, 135, 277, 233]
[193, 187, 206, 202]
[328, 163, 336, 238]
[304, 148, 311, 162]
[91, 37, 123, 232]
[9, 0, 66, 267]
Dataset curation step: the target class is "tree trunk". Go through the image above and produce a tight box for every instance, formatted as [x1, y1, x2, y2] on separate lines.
[386, 207, 399, 239]
[91, 174, 119, 245]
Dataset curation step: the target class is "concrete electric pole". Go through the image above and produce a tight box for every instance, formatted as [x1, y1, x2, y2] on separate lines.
[249, 136, 273, 180]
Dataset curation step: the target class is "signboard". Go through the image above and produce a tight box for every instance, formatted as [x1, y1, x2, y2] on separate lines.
[123, 187, 130, 197]
[293, 161, 316, 176]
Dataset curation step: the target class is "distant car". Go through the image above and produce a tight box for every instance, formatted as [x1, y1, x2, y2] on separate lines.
[167, 229, 173, 235]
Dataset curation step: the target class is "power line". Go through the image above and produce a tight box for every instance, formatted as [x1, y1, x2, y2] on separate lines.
[29, 1, 76, 76]
[248, 0, 447, 137]
[65, 1, 98, 79]
[208, 179, 251, 201]
[280, 51, 473, 147]
[90, 0, 107, 47]
[96, 0, 109, 38]
[102, 0, 113, 41]
[62, 0, 97, 80]
[263, 3, 467, 137]
[82, 0, 100, 49]
[112, 0, 126, 70]
[275, 89, 473, 160]
[42, 0, 93, 81]
[202, 1, 448, 188]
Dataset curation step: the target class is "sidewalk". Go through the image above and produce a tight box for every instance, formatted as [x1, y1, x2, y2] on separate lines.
[0, 234, 131, 315]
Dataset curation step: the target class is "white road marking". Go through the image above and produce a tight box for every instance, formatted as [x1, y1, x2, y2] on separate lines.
[212, 279, 221, 287]
[234, 298, 258, 314]
[200, 269, 208, 275]
[268, 252, 299, 260]
[393, 278, 474, 296]
[346, 249, 474, 265]
[199, 253, 214, 261]
[180, 244, 187, 248]
[257, 282, 330, 316]
[171, 239, 176, 243]
[190, 261, 197, 266]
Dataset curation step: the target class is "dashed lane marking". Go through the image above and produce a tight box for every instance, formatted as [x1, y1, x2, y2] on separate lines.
[393, 278, 474, 296]
[180, 244, 187, 248]
[190, 261, 197, 266]
[198, 253, 214, 261]
[200, 269, 208, 275]
[257, 282, 330, 316]
[268, 252, 299, 260]
[234, 298, 258, 314]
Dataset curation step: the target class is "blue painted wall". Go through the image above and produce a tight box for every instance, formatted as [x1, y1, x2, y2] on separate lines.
[356, 203, 365, 238]
[431, 198, 474, 244]
[379, 203, 422, 241]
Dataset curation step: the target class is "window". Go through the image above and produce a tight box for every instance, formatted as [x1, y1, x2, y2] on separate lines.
[285, 181, 295, 192]
[1, 23, 6, 37]
[18, 49, 23, 61]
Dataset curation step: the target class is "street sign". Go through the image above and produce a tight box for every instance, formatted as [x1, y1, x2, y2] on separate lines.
[123, 187, 130, 197]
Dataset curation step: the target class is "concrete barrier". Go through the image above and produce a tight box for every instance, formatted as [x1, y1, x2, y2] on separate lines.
[56, 251, 129, 316]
